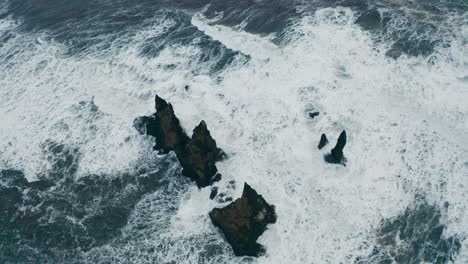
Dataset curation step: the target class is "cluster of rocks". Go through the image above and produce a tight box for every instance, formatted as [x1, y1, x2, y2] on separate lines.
[309, 111, 347, 165]
[134, 95, 225, 188]
[135, 95, 276, 256]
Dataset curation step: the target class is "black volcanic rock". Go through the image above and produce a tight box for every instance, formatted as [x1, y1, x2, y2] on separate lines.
[210, 187, 218, 200]
[309, 111, 320, 119]
[318, 133, 328, 149]
[179, 121, 224, 188]
[209, 183, 276, 256]
[134, 95, 225, 188]
[325, 130, 346, 164]
[134, 95, 189, 154]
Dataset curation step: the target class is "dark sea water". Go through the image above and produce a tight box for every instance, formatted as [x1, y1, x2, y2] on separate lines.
[0, 0, 467, 263]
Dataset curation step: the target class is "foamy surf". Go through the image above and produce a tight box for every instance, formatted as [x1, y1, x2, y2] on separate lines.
[0, 1, 467, 263]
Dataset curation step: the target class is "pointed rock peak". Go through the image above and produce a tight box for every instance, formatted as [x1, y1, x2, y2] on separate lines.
[242, 182, 257, 199]
[194, 120, 209, 133]
[335, 130, 346, 150]
[325, 130, 347, 165]
[191, 120, 216, 146]
[180, 120, 222, 188]
[155, 95, 169, 111]
[318, 133, 328, 149]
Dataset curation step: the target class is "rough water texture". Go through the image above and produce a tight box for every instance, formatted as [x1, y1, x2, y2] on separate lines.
[361, 200, 461, 263]
[0, 0, 467, 263]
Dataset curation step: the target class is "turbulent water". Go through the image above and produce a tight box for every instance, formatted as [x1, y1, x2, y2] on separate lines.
[0, 0, 467, 263]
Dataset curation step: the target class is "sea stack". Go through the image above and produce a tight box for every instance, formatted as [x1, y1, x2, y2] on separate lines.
[325, 130, 346, 164]
[133, 95, 189, 154]
[209, 183, 276, 256]
[134, 95, 224, 188]
[179, 121, 224, 187]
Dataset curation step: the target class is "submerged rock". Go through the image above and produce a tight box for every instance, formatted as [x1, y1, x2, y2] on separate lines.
[318, 133, 328, 149]
[325, 130, 346, 164]
[308, 111, 320, 119]
[134, 95, 225, 188]
[134, 95, 189, 154]
[179, 121, 224, 187]
[209, 183, 276, 256]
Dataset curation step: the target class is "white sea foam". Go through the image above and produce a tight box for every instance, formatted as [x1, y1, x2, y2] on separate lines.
[0, 6, 467, 263]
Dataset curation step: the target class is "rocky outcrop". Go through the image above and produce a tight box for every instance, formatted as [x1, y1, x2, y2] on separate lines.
[325, 130, 346, 164]
[209, 183, 276, 256]
[179, 121, 224, 187]
[318, 133, 328, 149]
[134, 95, 224, 188]
[134, 95, 190, 154]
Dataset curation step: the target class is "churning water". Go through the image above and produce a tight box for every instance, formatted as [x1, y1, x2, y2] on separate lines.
[0, 0, 467, 263]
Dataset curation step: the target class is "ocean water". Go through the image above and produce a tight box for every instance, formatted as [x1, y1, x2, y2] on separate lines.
[0, 0, 467, 263]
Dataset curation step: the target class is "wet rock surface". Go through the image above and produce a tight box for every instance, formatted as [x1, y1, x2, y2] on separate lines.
[360, 201, 461, 263]
[135, 95, 225, 188]
[134, 95, 190, 154]
[209, 183, 276, 256]
[179, 121, 224, 187]
[324, 130, 346, 164]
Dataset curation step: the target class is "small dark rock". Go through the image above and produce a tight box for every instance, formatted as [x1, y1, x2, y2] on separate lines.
[212, 173, 222, 183]
[309, 112, 320, 119]
[215, 193, 233, 203]
[325, 130, 347, 164]
[210, 187, 218, 200]
[318, 133, 328, 150]
[209, 183, 276, 256]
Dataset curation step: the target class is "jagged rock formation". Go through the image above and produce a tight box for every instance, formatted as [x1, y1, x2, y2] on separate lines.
[325, 130, 346, 164]
[318, 133, 328, 149]
[134, 95, 189, 154]
[178, 121, 224, 187]
[209, 183, 277, 256]
[134, 95, 224, 188]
